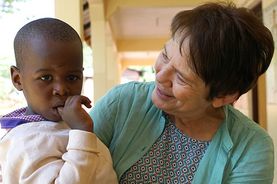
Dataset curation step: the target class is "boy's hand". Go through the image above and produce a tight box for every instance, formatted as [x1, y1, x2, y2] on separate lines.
[57, 95, 93, 132]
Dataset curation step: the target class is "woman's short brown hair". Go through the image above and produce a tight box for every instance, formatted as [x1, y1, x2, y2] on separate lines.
[171, 2, 274, 100]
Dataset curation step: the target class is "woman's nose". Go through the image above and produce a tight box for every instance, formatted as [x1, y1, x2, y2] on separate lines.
[156, 64, 173, 87]
[52, 82, 69, 96]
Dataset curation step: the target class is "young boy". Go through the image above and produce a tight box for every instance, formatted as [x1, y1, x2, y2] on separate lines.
[0, 18, 117, 184]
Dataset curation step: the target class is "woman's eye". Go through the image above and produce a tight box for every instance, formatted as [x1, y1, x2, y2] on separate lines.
[40, 75, 52, 81]
[177, 74, 186, 84]
[162, 52, 169, 60]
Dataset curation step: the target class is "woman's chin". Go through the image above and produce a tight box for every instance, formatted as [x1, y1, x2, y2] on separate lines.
[152, 90, 166, 110]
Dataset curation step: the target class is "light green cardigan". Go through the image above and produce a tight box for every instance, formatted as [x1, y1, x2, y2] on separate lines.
[90, 81, 274, 184]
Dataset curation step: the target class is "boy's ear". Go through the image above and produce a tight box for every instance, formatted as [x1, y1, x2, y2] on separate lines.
[212, 92, 239, 108]
[10, 66, 23, 91]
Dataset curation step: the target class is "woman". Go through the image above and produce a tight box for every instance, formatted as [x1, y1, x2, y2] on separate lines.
[90, 2, 274, 184]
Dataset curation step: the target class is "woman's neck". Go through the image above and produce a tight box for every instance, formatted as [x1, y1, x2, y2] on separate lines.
[169, 107, 225, 141]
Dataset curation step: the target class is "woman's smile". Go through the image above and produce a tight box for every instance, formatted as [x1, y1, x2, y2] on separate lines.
[155, 86, 174, 100]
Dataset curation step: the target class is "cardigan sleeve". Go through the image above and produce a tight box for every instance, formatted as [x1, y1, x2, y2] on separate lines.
[0, 122, 117, 184]
[224, 134, 274, 184]
[90, 83, 124, 147]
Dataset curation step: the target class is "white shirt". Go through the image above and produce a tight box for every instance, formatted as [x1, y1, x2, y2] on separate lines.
[0, 121, 118, 184]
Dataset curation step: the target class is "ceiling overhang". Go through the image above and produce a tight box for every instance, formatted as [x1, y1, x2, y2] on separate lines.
[101, 0, 261, 65]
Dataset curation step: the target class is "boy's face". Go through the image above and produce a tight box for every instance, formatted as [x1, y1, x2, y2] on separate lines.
[12, 38, 83, 121]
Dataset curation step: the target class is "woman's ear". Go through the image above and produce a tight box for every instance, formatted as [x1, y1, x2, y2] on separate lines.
[212, 92, 239, 108]
[10, 66, 23, 91]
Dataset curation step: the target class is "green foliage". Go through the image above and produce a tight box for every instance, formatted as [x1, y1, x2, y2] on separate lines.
[0, 0, 26, 13]
[0, 56, 12, 78]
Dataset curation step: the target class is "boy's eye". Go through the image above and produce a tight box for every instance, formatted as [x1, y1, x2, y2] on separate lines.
[67, 75, 80, 81]
[40, 75, 52, 81]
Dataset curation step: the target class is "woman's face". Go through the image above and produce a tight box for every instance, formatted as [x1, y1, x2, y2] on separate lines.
[152, 38, 213, 119]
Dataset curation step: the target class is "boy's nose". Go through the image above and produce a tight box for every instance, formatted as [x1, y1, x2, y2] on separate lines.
[52, 83, 69, 96]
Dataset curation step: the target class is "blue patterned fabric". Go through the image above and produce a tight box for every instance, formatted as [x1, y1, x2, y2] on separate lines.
[0, 107, 47, 129]
[120, 117, 210, 184]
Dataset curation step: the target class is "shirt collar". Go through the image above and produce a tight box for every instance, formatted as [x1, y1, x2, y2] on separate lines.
[0, 107, 47, 129]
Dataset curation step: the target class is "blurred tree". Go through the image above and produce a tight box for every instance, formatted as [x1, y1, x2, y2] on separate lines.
[0, 0, 26, 13]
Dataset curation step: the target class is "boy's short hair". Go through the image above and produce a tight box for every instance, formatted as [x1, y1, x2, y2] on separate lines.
[14, 18, 82, 68]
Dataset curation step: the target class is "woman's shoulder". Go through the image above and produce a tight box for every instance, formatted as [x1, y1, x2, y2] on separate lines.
[219, 105, 274, 182]
[113, 81, 155, 93]
[92, 81, 159, 122]
[224, 105, 272, 143]
[103, 81, 155, 102]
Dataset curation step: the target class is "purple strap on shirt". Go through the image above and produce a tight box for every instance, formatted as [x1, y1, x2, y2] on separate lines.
[0, 107, 46, 129]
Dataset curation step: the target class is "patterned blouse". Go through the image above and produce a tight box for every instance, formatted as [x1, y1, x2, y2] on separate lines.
[120, 116, 210, 184]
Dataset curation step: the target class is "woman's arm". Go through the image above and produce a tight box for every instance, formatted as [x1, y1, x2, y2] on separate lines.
[225, 135, 274, 184]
